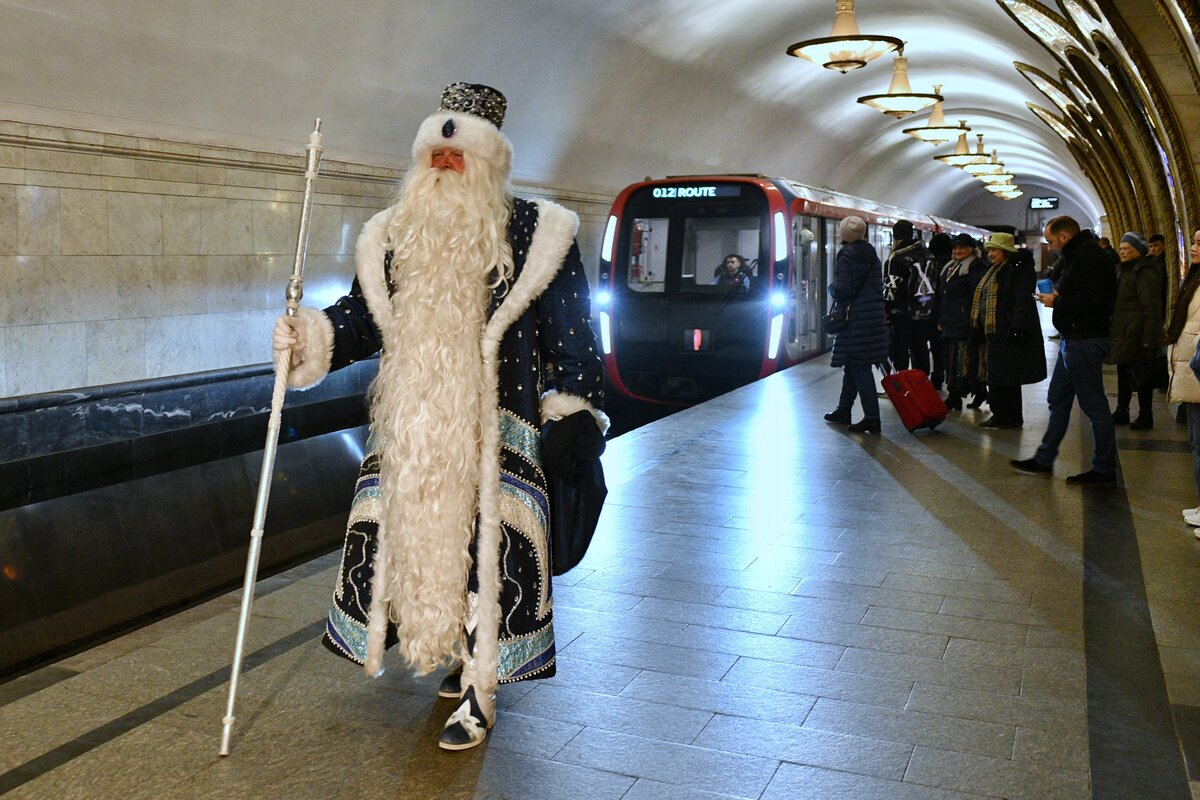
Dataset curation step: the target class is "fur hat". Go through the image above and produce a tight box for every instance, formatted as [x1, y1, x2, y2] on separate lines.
[412, 83, 512, 176]
[893, 219, 915, 242]
[839, 216, 867, 243]
[950, 233, 977, 248]
[1121, 231, 1149, 255]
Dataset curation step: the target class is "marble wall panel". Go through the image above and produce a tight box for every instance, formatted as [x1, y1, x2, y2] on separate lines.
[59, 189, 109, 256]
[252, 200, 298, 255]
[203, 310, 271, 372]
[162, 196, 205, 255]
[6, 255, 45, 326]
[0, 327, 7, 397]
[201, 198, 254, 255]
[42, 256, 119, 323]
[107, 192, 163, 255]
[144, 315, 205, 378]
[0, 144, 24, 169]
[17, 186, 60, 255]
[23, 148, 101, 176]
[206, 254, 263, 313]
[153, 255, 207, 317]
[86, 318, 146, 386]
[0, 184, 16, 255]
[7, 323, 86, 395]
[115, 255, 155, 318]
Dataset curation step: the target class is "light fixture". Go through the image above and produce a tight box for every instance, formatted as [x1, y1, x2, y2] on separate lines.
[977, 172, 1015, 185]
[857, 55, 943, 118]
[963, 149, 1005, 177]
[786, 0, 902, 73]
[933, 128, 989, 167]
[996, 189, 1024, 200]
[985, 181, 1017, 193]
[902, 88, 966, 144]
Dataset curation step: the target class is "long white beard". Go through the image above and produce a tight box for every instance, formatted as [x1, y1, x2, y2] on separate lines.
[367, 165, 511, 673]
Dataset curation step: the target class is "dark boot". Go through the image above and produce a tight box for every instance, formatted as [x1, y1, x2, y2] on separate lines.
[1130, 415, 1153, 430]
[847, 418, 881, 434]
[824, 407, 852, 425]
[967, 390, 988, 409]
[946, 394, 962, 411]
[1112, 408, 1130, 425]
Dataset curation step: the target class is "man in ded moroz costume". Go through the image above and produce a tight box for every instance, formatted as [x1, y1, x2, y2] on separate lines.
[273, 83, 607, 750]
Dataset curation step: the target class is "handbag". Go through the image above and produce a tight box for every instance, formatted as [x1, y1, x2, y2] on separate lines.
[541, 412, 608, 575]
[1133, 348, 1169, 390]
[823, 259, 871, 334]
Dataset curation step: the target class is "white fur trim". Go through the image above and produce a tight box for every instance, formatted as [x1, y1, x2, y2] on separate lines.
[412, 112, 512, 178]
[284, 306, 335, 389]
[540, 390, 610, 435]
[354, 208, 394, 338]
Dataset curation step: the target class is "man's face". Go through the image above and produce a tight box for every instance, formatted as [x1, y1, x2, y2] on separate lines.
[951, 244, 973, 261]
[1043, 226, 1072, 254]
[724, 257, 741, 273]
[1149, 240, 1165, 257]
[431, 147, 465, 174]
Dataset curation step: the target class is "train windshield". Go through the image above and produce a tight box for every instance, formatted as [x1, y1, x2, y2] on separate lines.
[621, 184, 766, 296]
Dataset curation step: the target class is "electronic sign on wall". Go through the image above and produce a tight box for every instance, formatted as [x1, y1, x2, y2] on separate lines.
[1030, 197, 1060, 210]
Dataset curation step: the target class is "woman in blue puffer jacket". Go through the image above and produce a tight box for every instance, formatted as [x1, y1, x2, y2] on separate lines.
[825, 216, 889, 433]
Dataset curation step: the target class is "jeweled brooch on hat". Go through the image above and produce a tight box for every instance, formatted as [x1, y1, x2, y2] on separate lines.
[440, 82, 507, 129]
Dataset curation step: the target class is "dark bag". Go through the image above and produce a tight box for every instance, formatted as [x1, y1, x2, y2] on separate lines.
[541, 411, 608, 575]
[824, 257, 870, 334]
[1132, 349, 1169, 390]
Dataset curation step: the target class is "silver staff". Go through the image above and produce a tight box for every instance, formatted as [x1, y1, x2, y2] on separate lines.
[219, 119, 324, 757]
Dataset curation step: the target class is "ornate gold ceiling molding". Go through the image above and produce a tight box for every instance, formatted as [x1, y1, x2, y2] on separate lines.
[1016, 63, 1088, 117]
[1153, 0, 1200, 96]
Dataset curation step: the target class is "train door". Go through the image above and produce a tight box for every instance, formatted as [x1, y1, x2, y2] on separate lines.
[784, 214, 822, 360]
[822, 218, 838, 347]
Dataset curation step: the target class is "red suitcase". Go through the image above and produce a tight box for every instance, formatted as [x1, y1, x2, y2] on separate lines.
[881, 369, 947, 432]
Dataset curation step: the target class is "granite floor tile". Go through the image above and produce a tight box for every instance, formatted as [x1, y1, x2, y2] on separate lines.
[861, 606, 1028, 645]
[904, 744, 1089, 800]
[790, 579, 945, 613]
[553, 605, 690, 646]
[628, 596, 789, 636]
[778, 615, 950, 658]
[906, 683, 1086, 734]
[620, 669, 817, 726]
[655, 563, 803, 595]
[831, 552, 975, 581]
[748, 560, 889, 588]
[836, 648, 1021, 695]
[554, 727, 779, 799]
[882, 573, 1034, 605]
[0, 683, 140, 773]
[941, 638, 1083, 671]
[552, 584, 645, 614]
[557, 633, 739, 680]
[760, 762, 1001, 800]
[693, 713, 913, 781]
[670, 624, 844, 670]
[723, 657, 915, 709]
[802, 696, 1016, 759]
[511, 683, 714, 743]
[540, 655, 642, 696]
[938, 595, 1057, 627]
[1011, 726, 1089, 773]
[620, 778, 748, 800]
[573, 572, 726, 604]
[712, 586, 869, 624]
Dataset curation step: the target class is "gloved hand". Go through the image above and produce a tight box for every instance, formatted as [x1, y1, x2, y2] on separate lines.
[541, 410, 606, 483]
[273, 315, 306, 369]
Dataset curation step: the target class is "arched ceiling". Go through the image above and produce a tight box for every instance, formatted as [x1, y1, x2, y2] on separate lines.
[0, 0, 1106, 222]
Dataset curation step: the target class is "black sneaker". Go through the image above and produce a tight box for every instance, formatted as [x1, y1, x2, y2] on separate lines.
[824, 408, 851, 425]
[1129, 416, 1153, 430]
[1112, 409, 1130, 426]
[847, 418, 881, 434]
[1065, 470, 1116, 485]
[1011, 457, 1052, 477]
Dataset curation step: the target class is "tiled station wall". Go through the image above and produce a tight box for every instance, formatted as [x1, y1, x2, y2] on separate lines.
[0, 121, 615, 398]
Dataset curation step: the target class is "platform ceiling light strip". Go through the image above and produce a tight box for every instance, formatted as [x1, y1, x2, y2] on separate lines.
[856, 55, 942, 119]
[785, 0, 902, 73]
[901, 88, 965, 144]
[934, 128, 989, 168]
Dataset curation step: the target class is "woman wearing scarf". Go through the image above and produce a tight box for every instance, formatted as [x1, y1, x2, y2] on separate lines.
[938, 233, 988, 410]
[970, 233, 1046, 428]
[1166, 229, 1200, 529]
[1109, 231, 1164, 429]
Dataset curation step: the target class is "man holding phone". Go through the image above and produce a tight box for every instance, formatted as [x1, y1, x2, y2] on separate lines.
[1011, 216, 1119, 484]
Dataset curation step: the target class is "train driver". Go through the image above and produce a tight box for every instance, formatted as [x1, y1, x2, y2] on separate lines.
[714, 254, 751, 289]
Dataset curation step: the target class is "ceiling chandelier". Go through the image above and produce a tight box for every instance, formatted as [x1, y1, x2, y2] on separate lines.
[786, 0, 902, 73]
[977, 172, 1015, 185]
[857, 55, 943, 118]
[996, 189, 1024, 200]
[963, 150, 1005, 177]
[985, 181, 1017, 193]
[902, 90, 966, 144]
[933, 129, 989, 167]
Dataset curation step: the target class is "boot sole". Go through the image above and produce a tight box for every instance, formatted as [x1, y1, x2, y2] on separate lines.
[438, 731, 488, 751]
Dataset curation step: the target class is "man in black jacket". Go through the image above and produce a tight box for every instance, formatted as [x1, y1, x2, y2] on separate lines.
[884, 220, 930, 372]
[1012, 216, 1119, 484]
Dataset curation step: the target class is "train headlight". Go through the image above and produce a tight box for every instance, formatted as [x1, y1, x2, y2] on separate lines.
[770, 291, 786, 310]
[596, 290, 612, 308]
[767, 313, 784, 359]
[600, 311, 612, 355]
[773, 212, 787, 261]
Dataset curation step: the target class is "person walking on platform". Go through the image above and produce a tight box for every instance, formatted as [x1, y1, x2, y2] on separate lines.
[1109, 232, 1163, 429]
[272, 83, 607, 751]
[1012, 216, 1119, 484]
[883, 219, 929, 373]
[1166, 229, 1200, 528]
[825, 215, 888, 434]
[937, 233, 987, 411]
[969, 234, 1044, 428]
[926, 232, 952, 390]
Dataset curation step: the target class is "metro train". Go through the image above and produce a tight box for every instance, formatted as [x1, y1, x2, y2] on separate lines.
[594, 175, 990, 406]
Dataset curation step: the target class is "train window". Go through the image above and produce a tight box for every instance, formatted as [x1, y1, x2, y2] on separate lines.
[627, 218, 668, 292]
[680, 216, 760, 294]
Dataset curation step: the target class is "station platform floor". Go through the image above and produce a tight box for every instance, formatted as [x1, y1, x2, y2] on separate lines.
[3, 350, 1200, 800]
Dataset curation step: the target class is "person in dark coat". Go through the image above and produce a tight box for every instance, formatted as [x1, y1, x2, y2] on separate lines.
[883, 219, 929, 372]
[937, 233, 987, 410]
[1098, 237, 1120, 269]
[970, 233, 1045, 428]
[1109, 231, 1164, 429]
[825, 215, 888, 433]
[926, 232, 952, 389]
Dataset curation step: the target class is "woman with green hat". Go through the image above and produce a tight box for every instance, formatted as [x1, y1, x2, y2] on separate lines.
[969, 233, 1046, 428]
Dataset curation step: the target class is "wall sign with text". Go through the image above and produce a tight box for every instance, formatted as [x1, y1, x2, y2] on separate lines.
[1030, 196, 1059, 210]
